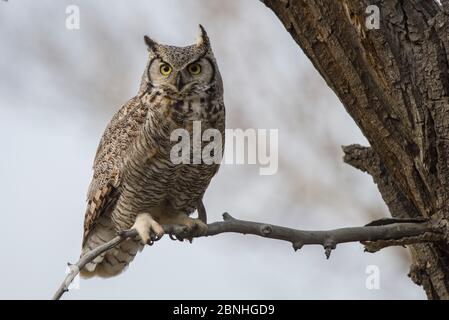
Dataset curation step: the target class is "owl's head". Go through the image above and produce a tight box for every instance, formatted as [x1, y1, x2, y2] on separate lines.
[140, 25, 222, 99]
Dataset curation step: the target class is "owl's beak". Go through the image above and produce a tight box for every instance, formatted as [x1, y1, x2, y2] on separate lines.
[175, 73, 185, 92]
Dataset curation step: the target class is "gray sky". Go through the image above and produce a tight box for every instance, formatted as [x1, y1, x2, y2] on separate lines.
[0, 0, 424, 299]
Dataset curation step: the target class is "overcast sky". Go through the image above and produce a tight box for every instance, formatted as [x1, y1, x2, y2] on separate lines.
[0, 0, 425, 299]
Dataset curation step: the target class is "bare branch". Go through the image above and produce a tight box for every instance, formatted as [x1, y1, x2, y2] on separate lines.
[53, 213, 443, 300]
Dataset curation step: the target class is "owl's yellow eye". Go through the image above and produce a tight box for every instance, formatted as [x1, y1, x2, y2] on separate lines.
[188, 63, 202, 75]
[160, 64, 172, 76]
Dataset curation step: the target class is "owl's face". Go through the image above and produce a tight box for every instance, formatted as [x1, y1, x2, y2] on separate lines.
[143, 25, 222, 99]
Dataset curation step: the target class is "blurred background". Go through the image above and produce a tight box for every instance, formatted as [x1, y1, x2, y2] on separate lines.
[0, 0, 424, 299]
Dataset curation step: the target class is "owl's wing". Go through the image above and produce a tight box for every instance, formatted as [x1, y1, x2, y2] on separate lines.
[82, 96, 149, 246]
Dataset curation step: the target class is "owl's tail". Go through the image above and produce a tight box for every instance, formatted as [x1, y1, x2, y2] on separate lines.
[79, 216, 143, 278]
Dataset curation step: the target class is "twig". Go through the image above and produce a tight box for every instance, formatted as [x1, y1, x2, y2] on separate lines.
[53, 212, 442, 300]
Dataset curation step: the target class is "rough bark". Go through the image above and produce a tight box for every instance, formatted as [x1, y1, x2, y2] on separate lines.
[262, 0, 449, 299]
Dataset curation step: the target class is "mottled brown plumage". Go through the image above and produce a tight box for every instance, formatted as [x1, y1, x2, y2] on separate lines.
[80, 26, 225, 278]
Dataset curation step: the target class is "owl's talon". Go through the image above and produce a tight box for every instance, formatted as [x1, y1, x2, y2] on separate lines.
[132, 213, 165, 245]
[189, 219, 208, 236]
[169, 233, 184, 242]
[150, 233, 163, 242]
[182, 219, 207, 242]
[163, 217, 207, 243]
[169, 234, 179, 241]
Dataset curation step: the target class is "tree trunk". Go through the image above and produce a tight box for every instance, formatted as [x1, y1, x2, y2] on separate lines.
[262, 0, 449, 299]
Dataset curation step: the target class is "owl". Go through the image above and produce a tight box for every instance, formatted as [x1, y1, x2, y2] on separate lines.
[80, 25, 225, 278]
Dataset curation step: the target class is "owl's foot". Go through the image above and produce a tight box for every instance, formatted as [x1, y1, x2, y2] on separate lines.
[132, 213, 165, 245]
[164, 215, 208, 242]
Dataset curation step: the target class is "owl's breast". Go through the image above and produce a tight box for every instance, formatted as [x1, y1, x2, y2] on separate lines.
[166, 96, 225, 128]
[116, 95, 224, 223]
[120, 142, 220, 218]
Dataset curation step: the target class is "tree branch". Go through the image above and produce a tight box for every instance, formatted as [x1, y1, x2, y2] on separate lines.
[53, 213, 443, 300]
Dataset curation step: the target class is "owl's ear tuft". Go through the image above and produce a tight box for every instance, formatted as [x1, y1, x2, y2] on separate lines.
[144, 35, 158, 52]
[196, 24, 210, 49]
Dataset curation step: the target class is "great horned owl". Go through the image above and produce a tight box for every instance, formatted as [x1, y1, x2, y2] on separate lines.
[80, 25, 225, 278]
